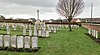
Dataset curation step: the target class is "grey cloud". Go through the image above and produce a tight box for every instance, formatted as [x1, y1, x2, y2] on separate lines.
[0, 2, 55, 16]
[1, 0, 58, 7]
[0, 0, 100, 19]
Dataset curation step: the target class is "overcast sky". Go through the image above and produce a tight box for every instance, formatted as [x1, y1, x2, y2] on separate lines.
[0, 0, 100, 20]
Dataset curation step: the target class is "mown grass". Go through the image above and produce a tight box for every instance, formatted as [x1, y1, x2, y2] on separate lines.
[0, 27, 100, 55]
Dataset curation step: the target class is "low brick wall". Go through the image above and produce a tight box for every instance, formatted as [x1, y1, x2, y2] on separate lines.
[82, 23, 100, 32]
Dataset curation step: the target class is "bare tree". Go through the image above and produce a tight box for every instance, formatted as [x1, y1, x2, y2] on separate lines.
[56, 0, 85, 31]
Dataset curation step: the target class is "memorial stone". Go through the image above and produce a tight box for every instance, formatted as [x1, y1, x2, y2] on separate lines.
[0, 35, 3, 47]
[17, 36, 23, 48]
[24, 36, 30, 48]
[11, 36, 16, 47]
[4, 35, 10, 47]
[32, 37, 38, 48]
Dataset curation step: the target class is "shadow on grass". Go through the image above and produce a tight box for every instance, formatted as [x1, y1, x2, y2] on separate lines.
[85, 33, 100, 45]
[0, 47, 41, 52]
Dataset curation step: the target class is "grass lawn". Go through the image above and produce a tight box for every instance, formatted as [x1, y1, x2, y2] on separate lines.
[0, 27, 100, 55]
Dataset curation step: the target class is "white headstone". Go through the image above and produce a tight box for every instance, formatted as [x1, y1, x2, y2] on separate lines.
[29, 24, 32, 36]
[0, 35, 3, 47]
[94, 30, 96, 37]
[46, 31, 49, 37]
[93, 30, 95, 37]
[1, 25, 4, 28]
[92, 30, 94, 36]
[42, 30, 45, 37]
[88, 29, 91, 34]
[24, 36, 30, 48]
[6, 25, 10, 34]
[96, 31, 98, 39]
[17, 36, 23, 48]
[25, 24, 28, 29]
[12, 25, 17, 30]
[38, 30, 42, 36]
[34, 25, 37, 30]
[34, 30, 38, 36]
[29, 29, 32, 36]
[57, 26, 59, 30]
[4, 35, 10, 47]
[51, 27, 53, 31]
[32, 37, 38, 48]
[23, 25, 26, 36]
[54, 27, 57, 33]
[48, 26, 51, 32]
[11, 36, 16, 47]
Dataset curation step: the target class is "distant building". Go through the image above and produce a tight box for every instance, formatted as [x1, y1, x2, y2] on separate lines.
[84, 18, 100, 23]
[0, 19, 32, 24]
[76, 19, 81, 23]
[29, 18, 36, 22]
[72, 18, 100, 23]
[0, 15, 6, 20]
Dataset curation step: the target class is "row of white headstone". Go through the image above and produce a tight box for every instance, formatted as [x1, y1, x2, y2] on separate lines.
[34, 22, 80, 38]
[60, 25, 79, 28]
[47, 25, 60, 33]
[34, 30, 49, 37]
[0, 23, 24, 30]
[0, 23, 33, 36]
[88, 29, 98, 39]
[34, 24, 61, 37]
[0, 35, 38, 48]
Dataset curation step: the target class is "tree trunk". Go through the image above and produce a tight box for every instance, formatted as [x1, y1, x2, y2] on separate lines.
[68, 16, 72, 31]
[68, 22, 72, 31]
